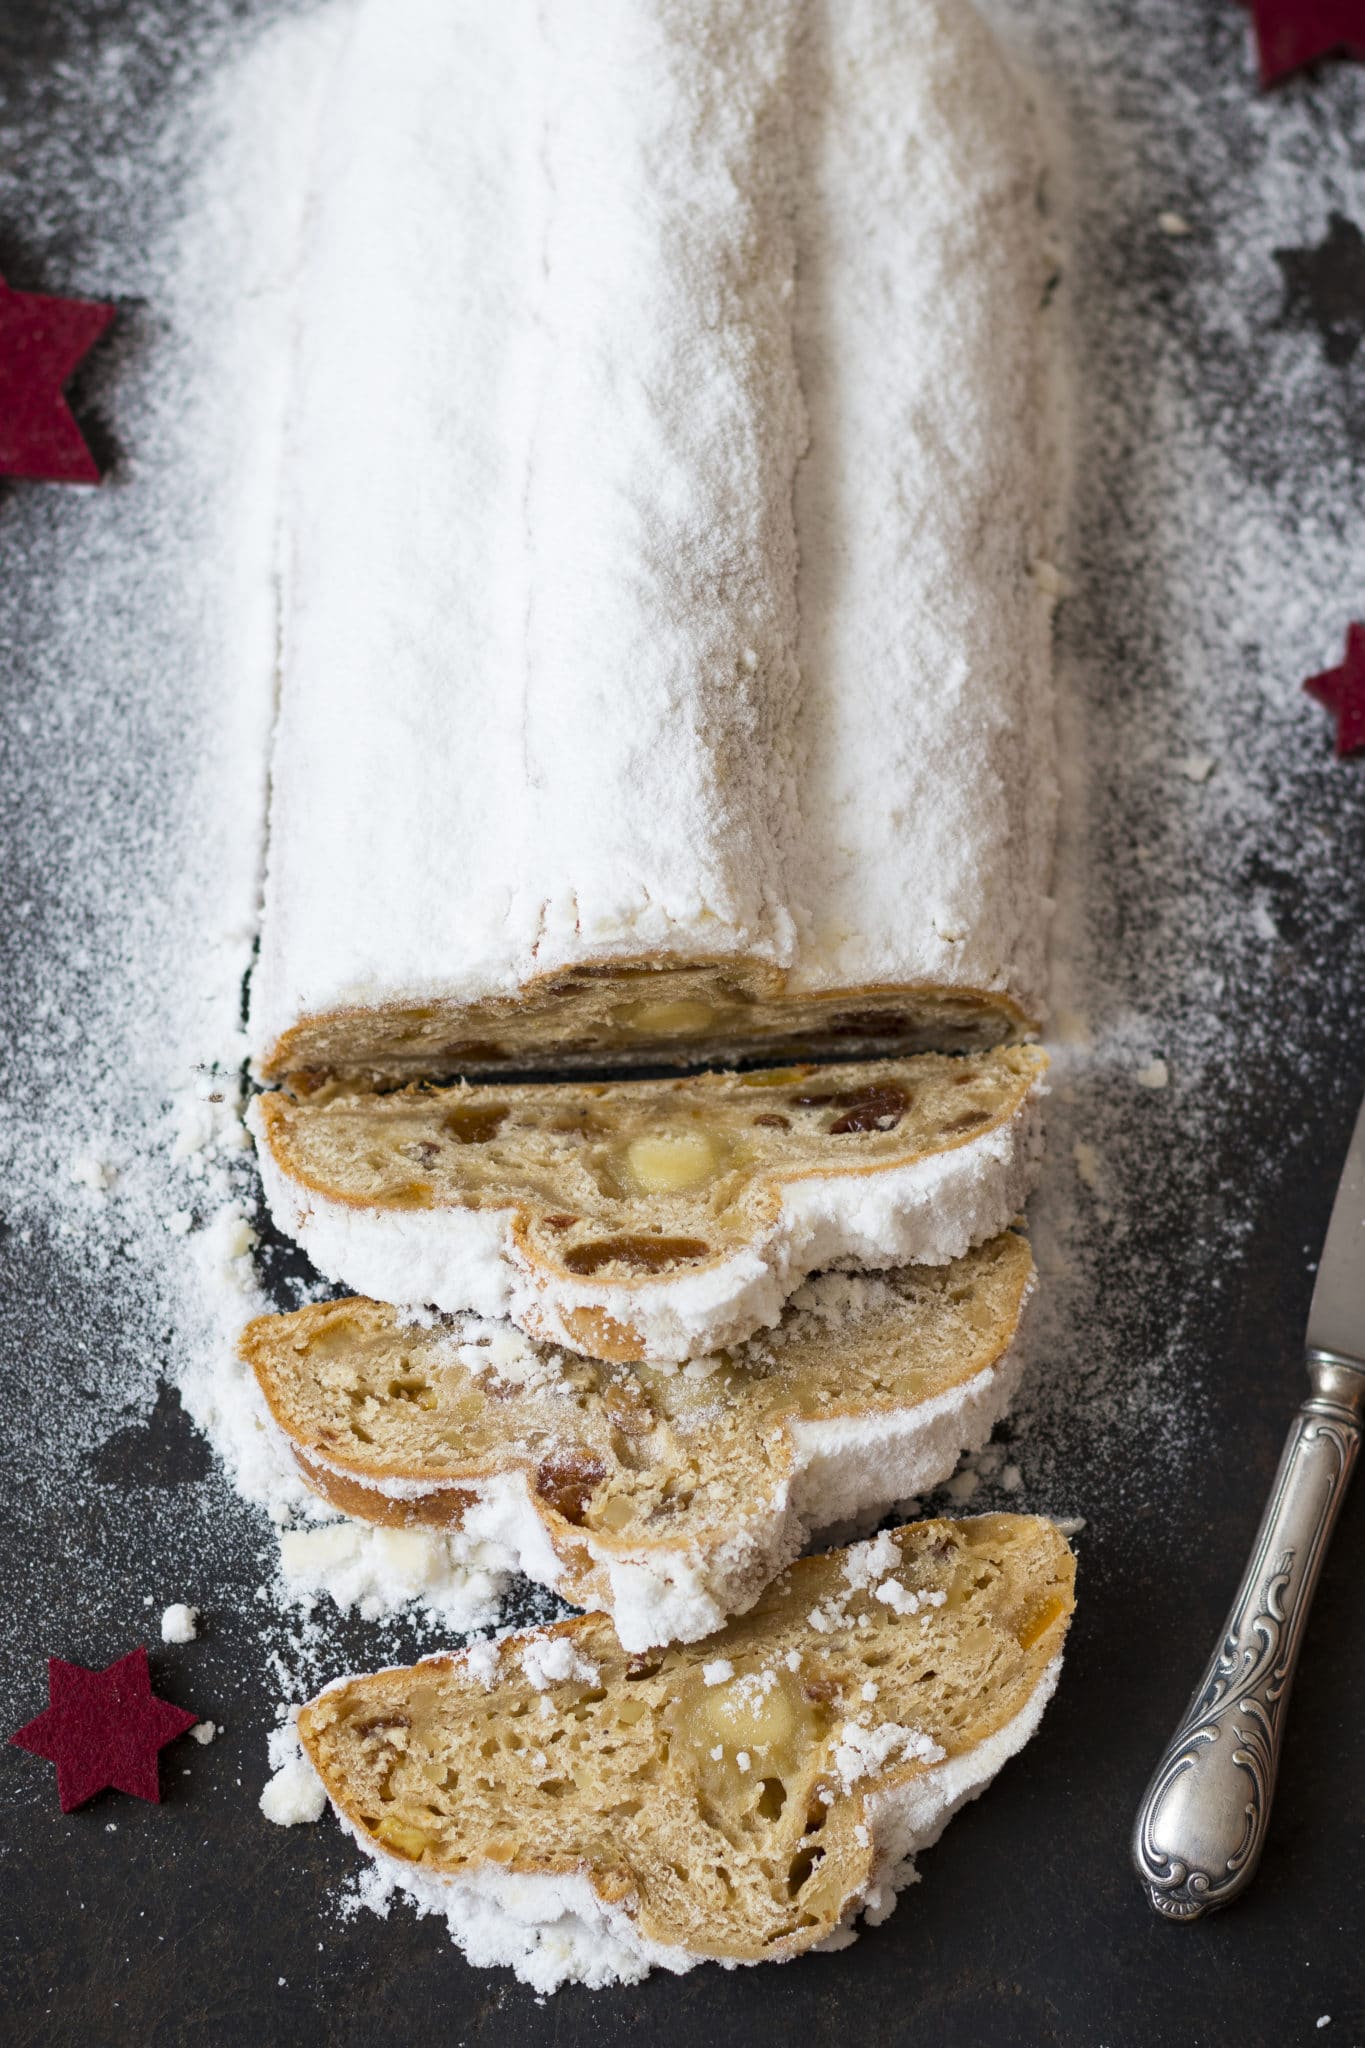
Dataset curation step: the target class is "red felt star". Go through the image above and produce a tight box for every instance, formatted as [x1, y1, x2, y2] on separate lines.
[1303, 623, 1365, 757]
[0, 273, 116, 483]
[11, 1648, 197, 1812]
[1242, 0, 1365, 87]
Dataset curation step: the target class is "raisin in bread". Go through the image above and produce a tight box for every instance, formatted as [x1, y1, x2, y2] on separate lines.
[245, 1232, 1033, 1649]
[249, 1048, 1045, 1364]
[250, 0, 1060, 1088]
[297, 1514, 1075, 1990]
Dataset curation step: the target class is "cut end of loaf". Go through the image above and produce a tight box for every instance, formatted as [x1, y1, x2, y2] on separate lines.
[299, 1514, 1074, 1975]
[256, 958, 1035, 1087]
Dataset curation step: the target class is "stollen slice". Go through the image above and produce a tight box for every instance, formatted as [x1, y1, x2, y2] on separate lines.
[297, 1513, 1075, 1991]
[249, 1046, 1045, 1364]
[244, 1232, 1034, 1650]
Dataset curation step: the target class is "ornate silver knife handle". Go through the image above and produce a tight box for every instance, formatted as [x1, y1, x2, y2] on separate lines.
[1132, 1351, 1365, 1920]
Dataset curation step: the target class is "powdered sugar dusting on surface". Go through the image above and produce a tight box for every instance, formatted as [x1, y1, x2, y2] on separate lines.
[0, 0, 1362, 1976]
[971, 0, 1365, 1540]
[0, 0, 561, 1733]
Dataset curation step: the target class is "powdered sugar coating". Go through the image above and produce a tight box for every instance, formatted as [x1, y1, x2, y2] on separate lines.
[786, 0, 1061, 1010]
[248, 1087, 1043, 1363]
[248, 0, 1059, 1072]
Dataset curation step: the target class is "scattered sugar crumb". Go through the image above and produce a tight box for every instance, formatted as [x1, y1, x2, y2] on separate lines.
[703, 1658, 735, 1687]
[875, 1579, 920, 1616]
[260, 1715, 327, 1826]
[259, 1757, 326, 1826]
[1073, 1140, 1100, 1186]
[69, 1154, 115, 1192]
[160, 1602, 199, 1644]
[190, 1720, 216, 1745]
[1173, 751, 1215, 783]
[832, 1721, 945, 1791]
[463, 1639, 501, 1689]
[518, 1637, 600, 1693]
[1135, 1059, 1170, 1090]
[842, 1532, 901, 1590]
[1158, 209, 1191, 235]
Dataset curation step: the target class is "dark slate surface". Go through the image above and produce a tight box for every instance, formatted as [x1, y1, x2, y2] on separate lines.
[1, 3, 1363, 2044]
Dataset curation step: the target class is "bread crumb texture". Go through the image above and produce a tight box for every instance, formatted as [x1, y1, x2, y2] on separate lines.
[252, 1048, 1045, 1361]
[300, 1515, 1074, 1974]
[246, 1235, 1033, 1643]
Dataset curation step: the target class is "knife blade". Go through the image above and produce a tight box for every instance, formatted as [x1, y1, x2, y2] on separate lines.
[1307, 1086, 1365, 1366]
[1132, 1083, 1365, 1920]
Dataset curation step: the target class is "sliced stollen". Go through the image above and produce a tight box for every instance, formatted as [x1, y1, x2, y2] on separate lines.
[244, 1232, 1034, 1650]
[249, 1047, 1045, 1364]
[250, 0, 1061, 1087]
[297, 1514, 1075, 1991]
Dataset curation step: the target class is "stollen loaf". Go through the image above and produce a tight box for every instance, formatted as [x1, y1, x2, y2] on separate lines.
[249, 0, 1061, 1085]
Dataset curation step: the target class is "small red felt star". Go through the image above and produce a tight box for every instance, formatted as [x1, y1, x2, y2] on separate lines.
[11, 1648, 197, 1812]
[1303, 623, 1365, 757]
[1242, 0, 1365, 87]
[0, 272, 116, 484]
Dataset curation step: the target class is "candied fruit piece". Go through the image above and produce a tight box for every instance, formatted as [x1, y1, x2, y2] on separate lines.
[443, 1103, 508, 1144]
[618, 997, 717, 1035]
[1016, 1591, 1069, 1652]
[941, 1108, 991, 1135]
[624, 1129, 722, 1194]
[371, 1815, 434, 1860]
[829, 1085, 907, 1134]
[536, 1449, 609, 1524]
[561, 1235, 712, 1276]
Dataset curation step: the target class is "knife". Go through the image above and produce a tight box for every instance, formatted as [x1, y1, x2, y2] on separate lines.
[1131, 1084, 1365, 1919]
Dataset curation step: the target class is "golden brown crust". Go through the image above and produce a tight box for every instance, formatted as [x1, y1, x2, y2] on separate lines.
[289, 1451, 476, 1530]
